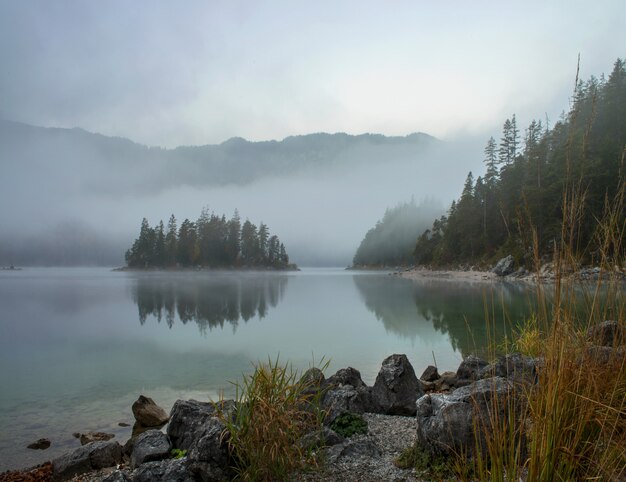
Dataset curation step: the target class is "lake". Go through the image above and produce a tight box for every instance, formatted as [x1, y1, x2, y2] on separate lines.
[0, 267, 536, 471]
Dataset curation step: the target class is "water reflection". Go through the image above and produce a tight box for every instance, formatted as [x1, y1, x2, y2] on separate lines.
[131, 273, 288, 331]
[353, 275, 536, 356]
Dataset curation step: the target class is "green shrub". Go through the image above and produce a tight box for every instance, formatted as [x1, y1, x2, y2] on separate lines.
[330, 412, 368, 438]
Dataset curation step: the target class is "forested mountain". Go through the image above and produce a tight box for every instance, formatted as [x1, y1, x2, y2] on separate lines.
[126, 209, 293, 269]
[414, 59, 626, 268]
[352, 199, 441, 267]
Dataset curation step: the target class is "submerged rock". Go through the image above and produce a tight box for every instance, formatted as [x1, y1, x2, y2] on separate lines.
[27, 438, 51, 450]
[75, 431, 115, 445]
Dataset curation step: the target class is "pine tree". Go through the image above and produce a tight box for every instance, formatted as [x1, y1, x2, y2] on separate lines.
[165, 214, 177, 267]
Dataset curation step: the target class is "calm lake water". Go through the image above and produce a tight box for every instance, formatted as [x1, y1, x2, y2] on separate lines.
[0, 267, 537, 471]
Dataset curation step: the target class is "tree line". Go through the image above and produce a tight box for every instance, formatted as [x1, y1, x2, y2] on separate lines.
[414, 58, 625, 267]
[125, 208, 292, 269]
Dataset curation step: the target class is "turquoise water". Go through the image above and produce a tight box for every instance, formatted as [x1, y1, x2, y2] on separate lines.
[0, 267, 535, 471]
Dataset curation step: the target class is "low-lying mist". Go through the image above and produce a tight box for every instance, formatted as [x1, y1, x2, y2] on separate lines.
[0, 121, 484, 266]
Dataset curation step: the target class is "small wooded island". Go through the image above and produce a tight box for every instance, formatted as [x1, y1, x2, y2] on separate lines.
[125, 209, 295, 270]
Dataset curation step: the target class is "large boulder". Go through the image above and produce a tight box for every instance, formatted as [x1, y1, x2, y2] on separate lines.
[416, 377, 514, 456]
[372, 354, 423, 416]
[167, 399, 219, 451]
[479, 353, 540, 384]
[132, 395, 169, 427]
[132, 459, 194, 482]
[492, 255, 515, 276]
[52, 440, 122, 480]
[322, 384, 376, 424]
[130, 429, 172, 469]
[456, 355, 488, 385]
[186, 417, 232, 482]
[325, 367, 366, 389]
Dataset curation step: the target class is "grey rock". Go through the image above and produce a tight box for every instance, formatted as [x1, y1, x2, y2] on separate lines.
[132, 395, 169, 427]
[167, 399, 233, 451]
[102, 470, 132, 482]
[186, 416, 232, 482]
[585, 345, 626, 364]
[416, 377, 515, 456]
[420, 365, 439, 382]
[326, 367, 366, 389]
[131, 429, 172, 469]
[586, 320, 625, 347]
[132, 458, 194, 482]
[372, 354, 423, 416]
[299, 427, 345, 450]
[479, 353, 540, 384]
[52, 440, 122, 480]
[456, 355, 488, 383]
[300, 367, 326, 388]
[322, 384, 376, 424]
[326, 439, 382, 463]
[493, 255, 515, 276]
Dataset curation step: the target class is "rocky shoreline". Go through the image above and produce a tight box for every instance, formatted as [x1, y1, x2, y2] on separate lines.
[397, 256, 626, 285]
[3, 321, 623, 482]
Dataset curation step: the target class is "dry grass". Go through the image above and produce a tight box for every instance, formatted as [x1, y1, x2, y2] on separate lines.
[215, 357, 327, 481]
[464, 180, 626, 481]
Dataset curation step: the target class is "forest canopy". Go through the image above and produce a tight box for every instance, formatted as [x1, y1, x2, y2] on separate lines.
[413, 58, 626, 268]
[125, 208, 293, 269]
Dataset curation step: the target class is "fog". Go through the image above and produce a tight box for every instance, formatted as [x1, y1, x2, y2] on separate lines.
[0, 121, 484, 266]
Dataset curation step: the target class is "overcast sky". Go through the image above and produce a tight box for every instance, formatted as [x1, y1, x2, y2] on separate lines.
[1, 1, 624, 147]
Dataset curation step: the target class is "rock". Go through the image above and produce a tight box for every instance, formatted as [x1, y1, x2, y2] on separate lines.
[326, 439, 382, 463]
[479, 353, 540, 384]
[118, 422, 131, 427]
[298, 427, 345, 450]
[130, 429, 172, 469]
[586, 320, 625, 347]
[132, 395, 169, 427]
[102, 470, 132, 482]
[27, 438, 50, 450]
[325, 367, 366, 389]
[322, 384, 376, 424]
[77, 431, 115, 445]
[186, 416, 232, 482]
[300, 367, 326, 388]
[372, 354, 423, 416]
[420, 365, 439, 382]
[52, 440, 122, 480]
[434, 371, 457, 391]
[493, 255, 515, 276]
[420, 380, 436, 392]
[416, 377, 515, 456]
[132, 459, 194, 482]
[167, 399, 234, 451]
[585, 345, 626, 365]
[456, 355, 488, 384]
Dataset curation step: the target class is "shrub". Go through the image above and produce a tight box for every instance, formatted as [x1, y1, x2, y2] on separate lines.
[330, 412, 367, 438]
[215, 357, 327, 481]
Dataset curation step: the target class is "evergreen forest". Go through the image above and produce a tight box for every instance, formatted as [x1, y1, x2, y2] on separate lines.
[356, 58, 625, 268]
[125, 209, 293, 269]
[352, 199, 441, 266]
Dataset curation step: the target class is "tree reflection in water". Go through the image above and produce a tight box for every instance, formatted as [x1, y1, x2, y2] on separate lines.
[131, 273, 288, 332]
[353, 275, 536, 357]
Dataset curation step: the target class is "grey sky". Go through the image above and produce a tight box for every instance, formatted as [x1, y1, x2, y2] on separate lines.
[1, 1, 624, 147]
